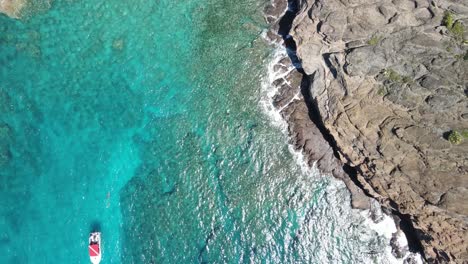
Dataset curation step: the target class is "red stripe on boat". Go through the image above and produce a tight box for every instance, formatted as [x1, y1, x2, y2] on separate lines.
[89, 244, 100, 256]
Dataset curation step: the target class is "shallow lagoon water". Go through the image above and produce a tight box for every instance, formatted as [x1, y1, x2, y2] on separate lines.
[1, 0, 400, 263]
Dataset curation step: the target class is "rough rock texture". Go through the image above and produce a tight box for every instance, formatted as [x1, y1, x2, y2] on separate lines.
[270, 57, 373, 209]
[264, 0, 374, 210]
[0, 0, 26, 18]
[274, 0, 468, 262]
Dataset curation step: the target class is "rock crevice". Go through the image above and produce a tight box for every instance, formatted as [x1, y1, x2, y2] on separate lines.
[265, 0, 468, 262]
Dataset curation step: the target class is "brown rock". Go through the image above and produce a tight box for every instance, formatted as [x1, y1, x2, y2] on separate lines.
[274, 0, 468, 262]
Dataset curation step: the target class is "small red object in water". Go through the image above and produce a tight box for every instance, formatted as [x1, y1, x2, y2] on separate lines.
[89, 244, 100, 257]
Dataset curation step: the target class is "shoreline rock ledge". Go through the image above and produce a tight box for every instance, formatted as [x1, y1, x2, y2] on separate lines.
[265, 0, 467, 263]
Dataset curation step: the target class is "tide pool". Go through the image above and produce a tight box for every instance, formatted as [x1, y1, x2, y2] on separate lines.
[1, 0, 400, 263]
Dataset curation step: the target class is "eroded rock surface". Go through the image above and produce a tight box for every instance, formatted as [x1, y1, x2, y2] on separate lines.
[274, 0, 468, 262]
[270, 60, 373, 209]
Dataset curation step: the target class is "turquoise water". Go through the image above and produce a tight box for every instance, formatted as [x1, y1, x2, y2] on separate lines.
[0, 0, 399, 263]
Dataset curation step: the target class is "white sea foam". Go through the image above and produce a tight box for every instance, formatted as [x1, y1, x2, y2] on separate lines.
[259, 44, 423, 263]
[259, 46, 310, 170]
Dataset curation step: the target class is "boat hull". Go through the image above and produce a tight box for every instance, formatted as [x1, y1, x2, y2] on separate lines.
[89, 232, 102, 264]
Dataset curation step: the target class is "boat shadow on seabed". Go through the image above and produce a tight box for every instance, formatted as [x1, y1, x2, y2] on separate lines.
[90, 220, 101, 233]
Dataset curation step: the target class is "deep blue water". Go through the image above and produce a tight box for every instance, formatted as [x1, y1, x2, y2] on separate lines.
[0, 0, 400, 263]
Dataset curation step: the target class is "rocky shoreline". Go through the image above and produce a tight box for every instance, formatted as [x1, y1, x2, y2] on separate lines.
[262, 48, 422, 261]
[263, 1, 422, 261]
[2, 0, 466, 262]
[264, 0, 467, 263]
[263, 0, 374, 211]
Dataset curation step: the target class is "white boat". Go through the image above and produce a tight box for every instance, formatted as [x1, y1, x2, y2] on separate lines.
[89, 232, 102, 264]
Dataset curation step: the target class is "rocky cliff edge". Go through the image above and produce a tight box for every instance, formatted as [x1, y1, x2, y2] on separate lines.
[266, 0, 467, 262]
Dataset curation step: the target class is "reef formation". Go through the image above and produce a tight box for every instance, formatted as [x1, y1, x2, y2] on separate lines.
[0, 0, 25, 18]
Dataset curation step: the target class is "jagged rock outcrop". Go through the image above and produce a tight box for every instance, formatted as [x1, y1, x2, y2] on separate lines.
[264, 1, 374, 211]
[273, 0, 468, 262]
[270, 60, 373, 209]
